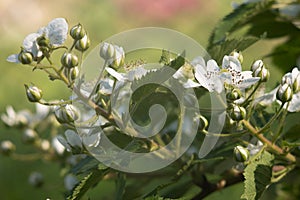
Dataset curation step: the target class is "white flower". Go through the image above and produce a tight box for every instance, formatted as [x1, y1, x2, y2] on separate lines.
[1, 106, 31, 127]
[7, 18, 68, 63]
[193, 56, 225, 93]
[222, 55, 260, 89]
[173, 63, 201, 88]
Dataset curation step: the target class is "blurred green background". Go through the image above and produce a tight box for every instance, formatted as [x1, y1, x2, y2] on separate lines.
[0, 0, 291, 199]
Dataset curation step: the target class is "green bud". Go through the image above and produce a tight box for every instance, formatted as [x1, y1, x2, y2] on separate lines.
[18, 51, 33, 64]
[37, 35, 50, 47]
[276, 83, 293, 103]
[230, 104, 246, 121]
[70, 67, 79, 81]
[234, 145, 249, 162]
[70, 23, 86, 40]
[230, 50, 243, 64]
[0, 140, 16, 156]
[22, 129, 37, 144]
[226, 88, 242, 101]
[28, 172, 44, 187]
[54, 104, 79, 124]
[25, 84, 42, 102]
[75, 35, 90, 52]
[61, 52, 79, 68]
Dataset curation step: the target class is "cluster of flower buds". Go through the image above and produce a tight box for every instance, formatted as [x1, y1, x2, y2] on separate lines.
[233, 145, 249, 162]
[54, 104, 79, 124]
[229, 104, 246, 121]
[100, 42, 125, 69]
[24, 84, 43, 102]
[70, 23, 90, 52]
[251, 60, 270, 82]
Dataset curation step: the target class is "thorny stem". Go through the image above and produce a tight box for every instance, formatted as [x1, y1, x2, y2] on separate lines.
[242, 120, 296, 163]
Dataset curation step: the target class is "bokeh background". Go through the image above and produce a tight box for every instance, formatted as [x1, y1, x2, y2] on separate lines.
[0, 0, 292, 199]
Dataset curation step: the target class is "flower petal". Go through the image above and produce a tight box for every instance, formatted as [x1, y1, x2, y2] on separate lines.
[46, 18, 68, 46]
[105, 67, 127, 81]
[191, 56, 206, 67]
[7, 54, 20, 63]
[222, 55, 242, 72]
[288, 92, 300, 112]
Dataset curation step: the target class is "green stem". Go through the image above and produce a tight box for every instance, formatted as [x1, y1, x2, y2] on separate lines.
[242, 120, 296, 163]
[242, 81, 262, 107]
[38, 99, 72, 106]
[257, 103, 285, 134]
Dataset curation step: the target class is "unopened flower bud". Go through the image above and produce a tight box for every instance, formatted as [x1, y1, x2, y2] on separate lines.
[230, 104, 246, 121]
[234, 145, 249, 162]
[230, 50, 243, 63]
[40, 139, 50, 151]
[54, 104, 79, 124]
[28, 172, 44, 187]
[251, 60, 264, 72]
[227, 88, 242, 101]
[61, 52, 78, 68]
[99, 42, 115, 60]
[198, 115, 208, 130]
[70, 23, 86, 40]
[37, 35, 50, 47]
[70, 67, 79, 80]
[75, 35, 90, 52]
[0, 140, 16, 156]
[25, 84, 42, 102]
[251, 60, 269, 82]
[110, 45, 125, 69]
[18, 51, 33, 64]
[276, 83, 293, 103]
[22, 129, 37, 144]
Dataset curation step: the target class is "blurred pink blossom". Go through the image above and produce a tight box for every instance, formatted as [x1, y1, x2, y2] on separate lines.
[115, 0, 200, 21]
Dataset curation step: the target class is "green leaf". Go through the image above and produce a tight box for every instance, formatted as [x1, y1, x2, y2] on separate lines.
[67, 168, 109, 200]
[241, 151, 274, 200]
[208, 0, 275, 45]
[115, 173, 126, 200]
[208, 36, 261, 64]
[159, 49, 171, 65]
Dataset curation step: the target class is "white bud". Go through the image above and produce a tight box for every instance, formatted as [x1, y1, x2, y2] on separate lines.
[234, 145, 249, 162]
[22, 129, 37, 144]
[0, 140, 16, 156]
[54, 104, 79, 124]
[100, 42, 115, 60]
[230, 104, 246, 121]
[276, 83, 293, 103]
